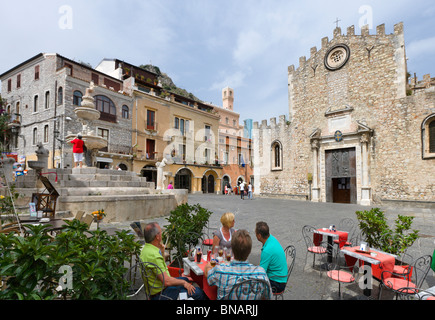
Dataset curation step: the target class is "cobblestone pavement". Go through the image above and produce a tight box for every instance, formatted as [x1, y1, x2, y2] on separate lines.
[98, 194, 435, 300]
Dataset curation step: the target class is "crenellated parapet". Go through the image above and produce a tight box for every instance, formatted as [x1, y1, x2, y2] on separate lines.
[288, 22, 405, 76]
[253, 115, 289, 130]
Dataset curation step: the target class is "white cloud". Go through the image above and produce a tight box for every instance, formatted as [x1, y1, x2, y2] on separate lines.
[406, 37, 435, 58]
[210, 70, 249, 92]
[233, 31, 266, 66]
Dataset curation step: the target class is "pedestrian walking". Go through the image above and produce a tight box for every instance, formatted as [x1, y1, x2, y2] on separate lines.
[248, 181, 253, 199]
[240, 181, 245, 200]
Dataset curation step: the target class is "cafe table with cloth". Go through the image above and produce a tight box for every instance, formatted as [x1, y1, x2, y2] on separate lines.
[342, 246, 396, 280]
[341, 246, 396, 296]
[313, 228, 348, 263]
[182, 257, 217, 300]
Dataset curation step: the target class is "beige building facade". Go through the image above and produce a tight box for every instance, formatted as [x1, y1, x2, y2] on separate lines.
[254, 22, 435, 208]
[96, 60, 223, 193]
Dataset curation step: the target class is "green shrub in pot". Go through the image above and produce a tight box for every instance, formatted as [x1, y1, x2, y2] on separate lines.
[355, 207, 419, 256]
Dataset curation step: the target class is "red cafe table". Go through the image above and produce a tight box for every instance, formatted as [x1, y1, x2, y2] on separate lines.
[341, 246, 396, 296]
[313, 228, 348, 263]
[182, 257, 217, 300]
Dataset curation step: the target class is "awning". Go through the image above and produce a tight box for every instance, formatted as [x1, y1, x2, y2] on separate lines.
[96, 157, 113, 163]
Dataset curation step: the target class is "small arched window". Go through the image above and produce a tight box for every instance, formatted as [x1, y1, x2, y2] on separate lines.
[422, 114, 435, 159]
[430, 121, 435, 153]
[73, 90, 82, 106]
[44, 125, 49, 143]
[33, 128, 38, 145]
[271, 140, 283, 170]
[58, 87, 63, 105]
[122, 105, 129, 119]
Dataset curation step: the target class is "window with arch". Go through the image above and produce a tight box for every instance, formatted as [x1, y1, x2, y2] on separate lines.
[33, 128, 38, 145]
[95, 95, 116, 115]
[58, 87, 63, 105]
[43, 125, 49, 143]
[33, 95, 39, 113]
[122, 105, 129, 119]
[45, 91, 50, 109]
[271, 140, 283, 170]
[95, 95, 116, 122]
[422, 114, 435, 159]
[73, 90, 82, 106]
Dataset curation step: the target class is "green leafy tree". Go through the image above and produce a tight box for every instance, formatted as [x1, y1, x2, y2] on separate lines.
[0, 95, 11, 152]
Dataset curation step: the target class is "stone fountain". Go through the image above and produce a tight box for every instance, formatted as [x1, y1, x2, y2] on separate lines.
[12, 82, 188, 223]
[66, 82, 107, 167]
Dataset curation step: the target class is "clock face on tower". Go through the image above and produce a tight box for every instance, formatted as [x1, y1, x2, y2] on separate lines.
[324, 44, 350, 71]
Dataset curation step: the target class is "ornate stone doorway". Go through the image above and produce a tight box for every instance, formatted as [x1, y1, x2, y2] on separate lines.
[325, 148, 356, 204]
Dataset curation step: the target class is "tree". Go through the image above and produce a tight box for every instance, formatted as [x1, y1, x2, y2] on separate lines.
[0, 95, 11, 152]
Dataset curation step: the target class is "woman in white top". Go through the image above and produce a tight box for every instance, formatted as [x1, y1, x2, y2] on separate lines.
[212, 212, 236, 249]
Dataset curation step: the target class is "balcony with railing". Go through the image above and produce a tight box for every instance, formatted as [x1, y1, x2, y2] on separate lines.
[145, 121, 158, 132]
[7, 113, 22, 132]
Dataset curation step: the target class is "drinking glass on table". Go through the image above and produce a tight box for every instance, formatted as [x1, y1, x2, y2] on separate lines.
[218, 246, 224, 258]
[225, 248, 232, 262]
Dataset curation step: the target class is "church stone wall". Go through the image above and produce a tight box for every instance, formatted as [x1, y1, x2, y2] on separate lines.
[255, 22, 434, 207]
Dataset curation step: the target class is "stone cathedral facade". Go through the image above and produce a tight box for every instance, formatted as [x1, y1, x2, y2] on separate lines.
[253, 22, 435, 208]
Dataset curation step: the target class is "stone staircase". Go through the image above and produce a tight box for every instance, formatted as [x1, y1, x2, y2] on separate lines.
[14, 167, 187, 222]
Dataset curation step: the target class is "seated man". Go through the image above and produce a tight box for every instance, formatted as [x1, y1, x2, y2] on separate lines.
[255, 221, 288, 294]
[140, 222, 206, 300]
[204, 229, 272, 300]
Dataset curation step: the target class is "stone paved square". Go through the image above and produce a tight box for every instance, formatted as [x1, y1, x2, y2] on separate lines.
[100, 194, 435, 300]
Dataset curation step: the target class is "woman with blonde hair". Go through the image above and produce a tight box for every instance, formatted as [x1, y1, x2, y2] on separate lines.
[212, 212, 236, 249]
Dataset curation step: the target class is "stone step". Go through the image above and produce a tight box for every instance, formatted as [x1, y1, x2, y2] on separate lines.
[61, 186, 152, 196]
[66, 173, 145, 182]
[59, 180, 153, 188]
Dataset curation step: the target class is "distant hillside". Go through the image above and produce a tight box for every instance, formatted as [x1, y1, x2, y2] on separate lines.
[140, 64, 203, 102]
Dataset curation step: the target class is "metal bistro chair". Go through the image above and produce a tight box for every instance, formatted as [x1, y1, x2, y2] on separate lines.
[380, 232, 415, 278]
[123, 263, 146, 300]
[333, 218, 357, 249]
[326, 247, 360, 299]
[202, 222, 217, 248]
[302, 225, 329, 272]
[139, 261, 173, 300]
[227, 278, 271, 300]
[396, 287, 435, 300]
[379, 254, 432, 300]
[273, 245, 296, 300]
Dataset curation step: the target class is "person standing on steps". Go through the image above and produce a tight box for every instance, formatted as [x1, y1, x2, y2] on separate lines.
[70, 134, 84, 168]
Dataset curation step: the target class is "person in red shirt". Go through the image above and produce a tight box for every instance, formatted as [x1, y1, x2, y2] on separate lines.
[70, 134, 84, 168]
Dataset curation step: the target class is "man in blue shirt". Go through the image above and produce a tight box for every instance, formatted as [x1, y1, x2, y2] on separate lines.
[255, 221, 288, 294]
[205, 229, 272, 300]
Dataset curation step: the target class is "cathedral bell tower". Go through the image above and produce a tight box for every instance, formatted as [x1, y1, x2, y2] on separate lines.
[222, 87, 234, 111]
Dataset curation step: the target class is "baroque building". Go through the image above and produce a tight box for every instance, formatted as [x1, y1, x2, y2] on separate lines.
[96, 59, 223, 193]
[253, 22, 435, 208]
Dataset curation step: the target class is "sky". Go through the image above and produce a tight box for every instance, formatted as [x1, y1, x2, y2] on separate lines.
[1, 0, 434, 123]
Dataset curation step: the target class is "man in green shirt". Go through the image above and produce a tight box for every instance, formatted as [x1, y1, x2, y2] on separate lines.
[140, 222, 206, 300]
[255, 221, 288, 294]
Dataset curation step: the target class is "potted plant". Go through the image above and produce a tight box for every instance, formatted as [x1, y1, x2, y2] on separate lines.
[162, 203, 213, 276]
[355, 208, 419, 256]
[91, 209, 106, 230]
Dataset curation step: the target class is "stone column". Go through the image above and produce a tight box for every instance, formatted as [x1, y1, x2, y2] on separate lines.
[311, 139, 320, 202]
[360, 133, 371, 205]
